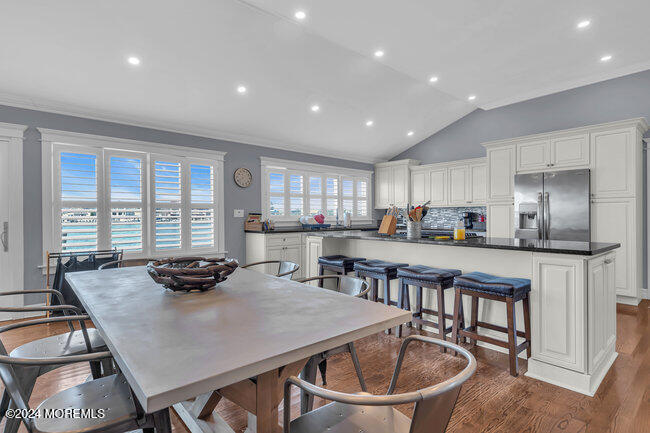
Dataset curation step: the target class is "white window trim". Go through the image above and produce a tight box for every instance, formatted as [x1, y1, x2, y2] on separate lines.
[40, 128, 226, 264]
[260, 157, 373, 225]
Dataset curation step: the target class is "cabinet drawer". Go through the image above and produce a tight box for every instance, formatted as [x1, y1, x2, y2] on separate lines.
[266, 233, 302, 247]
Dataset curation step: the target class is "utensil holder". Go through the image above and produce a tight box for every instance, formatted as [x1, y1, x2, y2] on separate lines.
[406, 221, 422, 239]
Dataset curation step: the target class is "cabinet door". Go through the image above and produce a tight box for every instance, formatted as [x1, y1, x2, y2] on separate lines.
[411, 170, 429, 205]
[551, 133, 589, 169]
[469, 164, 487, 204]
[392, 165, 410, 207]
[429, 169, 447, 206]
[591, 128, 635, 198]
[591, 199, 635, 297]
[487, 146, 515, 201]
[532, 255, 585, 372]
[517, 139, 550, 171]
[448, 165, 469, 205]
[487, 202, 513, 238]
[283, 245, 302, 279]
[375, 166, 392, 208]
[265, 246, 284, 275]
[587, 255, 616, 372]
[305, 237, 322, 282]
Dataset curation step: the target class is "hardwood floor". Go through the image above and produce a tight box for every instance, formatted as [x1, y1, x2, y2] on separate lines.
[0, 301, 647, 432]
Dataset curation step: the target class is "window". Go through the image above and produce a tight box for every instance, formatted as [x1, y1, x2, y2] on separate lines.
[42, 129, 225, 258]
[261, 157, 372, 223]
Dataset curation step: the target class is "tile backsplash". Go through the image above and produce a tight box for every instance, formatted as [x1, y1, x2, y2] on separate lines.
[420, 206, 487, 230]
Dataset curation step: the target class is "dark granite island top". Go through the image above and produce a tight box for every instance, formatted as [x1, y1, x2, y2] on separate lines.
[307, 230, 620, 256]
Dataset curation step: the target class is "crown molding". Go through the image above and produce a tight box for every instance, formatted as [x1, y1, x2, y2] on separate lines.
[0, 122, 28, 139]
[260, 156, 372, 176]
[0, 94, 381, 164]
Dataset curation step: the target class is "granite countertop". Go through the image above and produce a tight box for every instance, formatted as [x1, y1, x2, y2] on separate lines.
[307, 230, 620, 256]
[244, 225, 378, 234]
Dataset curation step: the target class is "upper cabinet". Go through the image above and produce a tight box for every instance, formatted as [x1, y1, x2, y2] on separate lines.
[374, 159, 420, 208]
[516, 133, 589, 172]
[590, 128, 636, 198]
[517, 139, 550, 171]
[486, 145, 515, 202]
[410, 158, 486, 207]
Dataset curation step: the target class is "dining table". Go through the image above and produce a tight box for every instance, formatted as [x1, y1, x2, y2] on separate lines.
[66, 266, 410, 433]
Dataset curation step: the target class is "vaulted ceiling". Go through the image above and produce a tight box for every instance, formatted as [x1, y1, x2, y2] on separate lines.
[2, 0, 649, 162]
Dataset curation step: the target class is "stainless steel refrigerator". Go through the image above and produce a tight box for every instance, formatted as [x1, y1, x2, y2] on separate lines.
[514, 169, 590, 242]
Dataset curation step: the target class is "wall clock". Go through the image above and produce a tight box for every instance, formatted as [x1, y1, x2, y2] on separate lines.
[234, 167, 252, 188]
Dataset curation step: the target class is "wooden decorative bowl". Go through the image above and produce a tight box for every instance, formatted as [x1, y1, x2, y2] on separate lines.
[146, 257, 239, 292]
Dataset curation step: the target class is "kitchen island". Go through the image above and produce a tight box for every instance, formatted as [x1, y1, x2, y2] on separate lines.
[305, 231, 620, 396]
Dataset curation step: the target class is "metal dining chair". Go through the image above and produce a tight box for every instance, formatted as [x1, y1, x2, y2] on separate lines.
[283, 336, 477, 433]
[242, 260, 300, 279]
[0, 290, 108, 433]
[296, 275, 371, 413]
[0, 315, 172, 433]
[98, 258, 154, 270]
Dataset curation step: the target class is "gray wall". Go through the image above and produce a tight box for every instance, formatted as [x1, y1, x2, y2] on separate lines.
[393, 68, 650, 292]
[0, 104, 372, 301]
[393, 69, 650, 163]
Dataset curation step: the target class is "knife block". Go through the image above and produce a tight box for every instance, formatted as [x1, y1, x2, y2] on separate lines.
[378, 215, 397, 235]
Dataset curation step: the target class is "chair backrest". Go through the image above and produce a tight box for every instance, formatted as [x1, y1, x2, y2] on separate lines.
[277, 261, 300, 279]
[98, 258, 153, 270]
[296, 275, 369, 297]
[283, 336, 476, 433]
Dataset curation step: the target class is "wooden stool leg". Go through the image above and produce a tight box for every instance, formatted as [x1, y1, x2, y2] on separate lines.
[397, 280, 405, 337]
[506, 297, 518, 376]
[404, 283, 412, 327]
[435, 285, 447, 353]
[470, 295, 479, 348]
[383, 276, 391, 334]
[317, 265, 324, 287]
[415, 286, 423, 331]
[371, 278, 378, 302]
[522, 295, 532, 358]
[451, 288, 462, 356]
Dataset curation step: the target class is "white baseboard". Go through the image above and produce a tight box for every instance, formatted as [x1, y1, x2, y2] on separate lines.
[640, 288, 648, 300]
[616, 295, 640, 306]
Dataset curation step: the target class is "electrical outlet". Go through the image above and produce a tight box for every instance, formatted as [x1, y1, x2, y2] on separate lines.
[233, 209, 244, 218]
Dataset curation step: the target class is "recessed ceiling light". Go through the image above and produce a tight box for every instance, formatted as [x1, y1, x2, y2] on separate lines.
[236, 85, 247, 94]
[600, 54, 612, 62]
[294, 10, 306, 20]
[429, 76, 439, 83]
[374, 49, 385, 58]
[311, 104, 320, 112]
[407, 131, 414, 137]
[468, 95, 477, 101]
[127, 56, 141, 66]
[366, 120, 374, 127]
[577, 20, 591, 29]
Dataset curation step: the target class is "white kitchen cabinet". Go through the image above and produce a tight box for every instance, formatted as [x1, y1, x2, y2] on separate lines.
[375, 165, 392, 208]
[410, 170, 429, 204]
[447, 165, 469, 205]
[587, 254, 616, 372]
[429, 168, 447, 206]
[591, 198, 636, 297]
[374, 159, 419, 208]
[245, 232, 304, 279]
[531, 255, 584, 372]
[487, 202, 513, 238]
[305, 236, 323, 283]
[469, 163, 487, 204]
[590, 128, 635, 198]
[517, 139, 550, 172]
[551, 133, 589, 169]
[486, 145, 515, 201]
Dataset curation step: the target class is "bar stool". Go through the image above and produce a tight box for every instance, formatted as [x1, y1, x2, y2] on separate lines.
[317, 255, 366, 286]
[395, 265, 464, 351]
[354, 260, 408, 334]
[451, 271, 531, 376]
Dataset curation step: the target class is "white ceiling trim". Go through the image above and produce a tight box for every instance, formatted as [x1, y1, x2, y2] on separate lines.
[0, 92, 381, 164]
[480, 60, 650, 110]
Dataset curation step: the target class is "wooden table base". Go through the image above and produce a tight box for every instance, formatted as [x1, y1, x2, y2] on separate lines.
[173, 359, 308, 433]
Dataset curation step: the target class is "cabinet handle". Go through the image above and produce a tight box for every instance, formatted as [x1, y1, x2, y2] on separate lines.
[604, 258, 613, 264]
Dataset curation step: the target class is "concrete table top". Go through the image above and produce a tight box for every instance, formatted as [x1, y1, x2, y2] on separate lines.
[67, 266, 410, 413]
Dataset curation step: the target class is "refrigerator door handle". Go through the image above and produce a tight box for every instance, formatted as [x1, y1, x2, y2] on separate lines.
[537, 192, 544, 240]
[544, 192, 550, 240]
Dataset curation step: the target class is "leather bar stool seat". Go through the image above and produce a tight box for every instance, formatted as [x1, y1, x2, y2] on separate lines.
[318, 255, 366, 271]
[353, 260, 408, 277]
[396, 265, 461, 283]
[452, 271, 532, 376]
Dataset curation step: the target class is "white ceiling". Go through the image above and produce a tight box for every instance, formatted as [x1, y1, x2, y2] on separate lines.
[2, 1, 649, 163]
